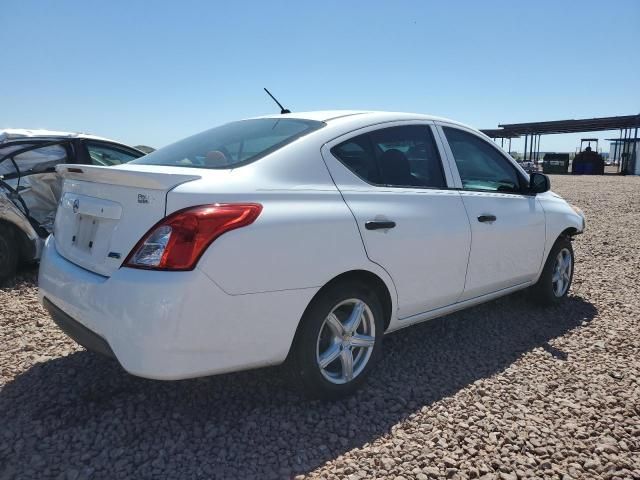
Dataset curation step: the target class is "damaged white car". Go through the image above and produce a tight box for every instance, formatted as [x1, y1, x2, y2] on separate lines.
[0, 129, 144, 281]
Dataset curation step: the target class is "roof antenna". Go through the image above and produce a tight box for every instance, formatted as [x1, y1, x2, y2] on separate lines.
[264, 88, 291, 114]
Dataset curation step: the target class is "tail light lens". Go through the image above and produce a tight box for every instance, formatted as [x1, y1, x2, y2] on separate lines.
[124, 203, 262, 271]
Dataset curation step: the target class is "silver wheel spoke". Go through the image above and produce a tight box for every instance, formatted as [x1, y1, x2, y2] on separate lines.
[319, 344, 341, 369]
[325, 313, 344, 337]
[552, 248, 572, 297]
[316, 298, 376, 385]
[557, 252, 564, 265]
[555, 278, 563, 296]
[344, 301, 365, 334]
[340, 348, 354, 381]
[350, 334, 375, 348]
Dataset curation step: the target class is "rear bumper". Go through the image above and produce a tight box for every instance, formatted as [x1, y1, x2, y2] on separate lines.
[43, 297, 115, 358]
[38, 235, 318, 380]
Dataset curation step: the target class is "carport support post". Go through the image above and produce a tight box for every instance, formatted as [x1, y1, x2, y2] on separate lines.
[530, 134, 534, 163]
[626, 128, 632, 172]
[537, 135, 542, 166]
[509, 137, 512, 155]
[617, 128, 626, 173]
[530, 133, 535, 164]
[622, 129, 630, 174]
[632, 127, 638, 174]
[612, 131, 620, 170]
[523, 134, 528, 162]
[619, 130, 625, 173]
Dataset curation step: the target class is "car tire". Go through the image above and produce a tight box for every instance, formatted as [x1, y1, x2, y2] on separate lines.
[289, 281, 384, 400]
[0, 225, 18, 283]
[531, 236, 574, 305]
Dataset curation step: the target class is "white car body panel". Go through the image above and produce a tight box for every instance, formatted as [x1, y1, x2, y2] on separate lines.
[455, 191, 546, 300]
[39, 235, 320, 379]
[195, 192, 375, 295]
[433, 122, 547, 299]
[320, 122, 471, 319]
[38, 111, 585, 381]
[535, 190, 585, 275]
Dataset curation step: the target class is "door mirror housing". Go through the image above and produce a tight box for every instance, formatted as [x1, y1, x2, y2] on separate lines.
[529, 172, 550, 194]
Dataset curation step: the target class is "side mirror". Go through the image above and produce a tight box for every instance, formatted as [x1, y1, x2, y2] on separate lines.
[529, 172, 550, 194]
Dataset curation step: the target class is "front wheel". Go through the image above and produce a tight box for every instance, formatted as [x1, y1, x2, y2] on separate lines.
[532, 236, 574, 305]
[289, 281, 384, 399]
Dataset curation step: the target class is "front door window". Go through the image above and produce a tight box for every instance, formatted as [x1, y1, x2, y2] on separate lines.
[443, 126, 523, 193]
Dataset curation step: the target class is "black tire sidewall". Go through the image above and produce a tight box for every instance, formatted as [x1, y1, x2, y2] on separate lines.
[292, 282, 384, 399]
[0, 227, 18, 282]
[535, 237, 574, 305]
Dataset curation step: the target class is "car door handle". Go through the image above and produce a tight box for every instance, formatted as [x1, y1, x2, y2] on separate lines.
[477, 214, 497, 223]
[365, 220, 396, 230]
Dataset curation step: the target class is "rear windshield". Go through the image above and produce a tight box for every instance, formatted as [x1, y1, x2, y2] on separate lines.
[131, 118, 324, 169]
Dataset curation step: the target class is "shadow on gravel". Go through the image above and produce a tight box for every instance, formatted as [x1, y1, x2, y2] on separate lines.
[0, 292, 597, 479]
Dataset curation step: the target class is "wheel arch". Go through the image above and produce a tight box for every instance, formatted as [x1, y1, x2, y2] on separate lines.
[285, 269, 396, 361]
[535, 227, 578, 284]
[319, 270, 394, 331]
[560, 226, 579, 238]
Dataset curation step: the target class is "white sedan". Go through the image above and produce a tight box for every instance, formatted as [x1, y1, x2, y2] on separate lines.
[38, 111, 585, 398]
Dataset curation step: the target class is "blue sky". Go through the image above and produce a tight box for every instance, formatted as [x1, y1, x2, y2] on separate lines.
[1, 0, 638, 153]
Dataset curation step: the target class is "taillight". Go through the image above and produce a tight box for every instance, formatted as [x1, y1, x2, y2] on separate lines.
[124, 203, 262, 271]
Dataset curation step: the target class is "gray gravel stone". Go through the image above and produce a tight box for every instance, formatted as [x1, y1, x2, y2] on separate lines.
[1, 174, 640, 479]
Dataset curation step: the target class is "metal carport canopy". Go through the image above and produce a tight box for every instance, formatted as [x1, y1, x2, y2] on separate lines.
[495, 114, 640, 136]
[480, 128, 520, 139]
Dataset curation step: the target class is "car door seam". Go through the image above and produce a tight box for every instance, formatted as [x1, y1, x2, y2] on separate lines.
[318, 144, 400, 312]
[456, 191, 474, 303]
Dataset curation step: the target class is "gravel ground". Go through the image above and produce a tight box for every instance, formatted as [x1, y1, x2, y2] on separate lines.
[1, 174, 639, 480]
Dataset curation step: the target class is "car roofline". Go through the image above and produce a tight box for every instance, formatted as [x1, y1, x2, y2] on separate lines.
[0, 129, 119, 145]
[246, 110, 478, 131]
[0, 133, 144, 156]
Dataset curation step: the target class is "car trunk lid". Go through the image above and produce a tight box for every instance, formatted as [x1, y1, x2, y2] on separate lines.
[53, 164, 204, 276]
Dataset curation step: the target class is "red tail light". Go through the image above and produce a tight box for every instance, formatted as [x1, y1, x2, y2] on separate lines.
[124, 203, 262, 271]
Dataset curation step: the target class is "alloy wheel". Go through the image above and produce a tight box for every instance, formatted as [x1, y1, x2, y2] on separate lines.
[315, 298, 376, 385]
[552, 247, 572, 297]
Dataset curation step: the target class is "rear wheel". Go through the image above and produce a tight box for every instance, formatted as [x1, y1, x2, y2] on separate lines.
[289, 281, 384, 399]
[532, 236, 574, 305]
[0, 225, 18, 283]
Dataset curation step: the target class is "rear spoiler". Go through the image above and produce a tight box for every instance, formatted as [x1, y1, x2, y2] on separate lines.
[56, 164, 202, 190]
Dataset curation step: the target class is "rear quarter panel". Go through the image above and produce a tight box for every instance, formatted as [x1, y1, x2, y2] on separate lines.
[166, 139, 399, 315]
[194, 190, 376, 294]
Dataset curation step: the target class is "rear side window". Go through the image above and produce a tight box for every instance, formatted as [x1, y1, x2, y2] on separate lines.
[0, 143, 68, 178]
[86, 143, 140, 166]
[131, 118, 324, 169]
[331, 134, 380, 183]
[331, 125, 446, 188]
[443, 127, 523, 193]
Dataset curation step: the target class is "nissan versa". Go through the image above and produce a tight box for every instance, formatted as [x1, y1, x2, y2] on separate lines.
[38, 111, 585, 398]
